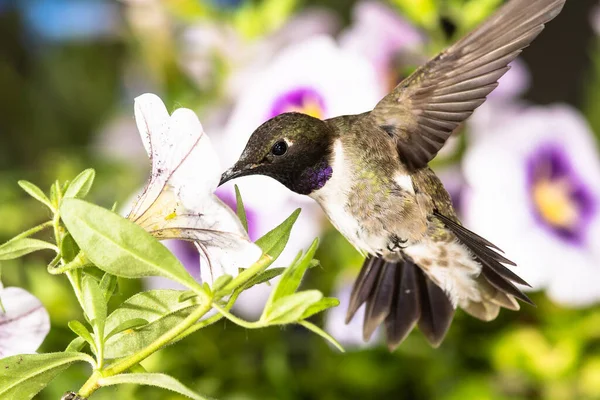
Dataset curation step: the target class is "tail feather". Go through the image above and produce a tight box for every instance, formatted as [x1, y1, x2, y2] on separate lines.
[346, 214, 533, 350]
[347, 256, 454, 350]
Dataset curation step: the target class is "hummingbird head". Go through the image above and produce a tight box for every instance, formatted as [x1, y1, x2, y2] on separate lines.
[219, 112, 334, 195]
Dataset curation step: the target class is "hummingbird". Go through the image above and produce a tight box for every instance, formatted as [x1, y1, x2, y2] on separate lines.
[219, 0, 566, 349]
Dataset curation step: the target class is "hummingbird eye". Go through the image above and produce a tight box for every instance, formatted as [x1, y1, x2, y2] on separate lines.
[271, 140, 288, 156]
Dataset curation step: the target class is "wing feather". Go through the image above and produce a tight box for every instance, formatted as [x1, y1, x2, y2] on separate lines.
[370, 0, 566, 170]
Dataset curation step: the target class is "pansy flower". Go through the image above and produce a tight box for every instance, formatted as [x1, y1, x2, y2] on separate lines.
[463, 105, 600, 306]
[0, 285, 50, 358]
[128, 93, 262, 286]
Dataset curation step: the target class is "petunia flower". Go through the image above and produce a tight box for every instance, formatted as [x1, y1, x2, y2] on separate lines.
[0, 285, 50, 358]
[340, 1, 425, 92]
[463, 105, 600, 306]
[128, 93, 262, 286]
[212, 36, 381, 317]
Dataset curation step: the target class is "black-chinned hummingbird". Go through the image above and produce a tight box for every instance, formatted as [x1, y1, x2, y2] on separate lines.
[219, 0, 566, 349]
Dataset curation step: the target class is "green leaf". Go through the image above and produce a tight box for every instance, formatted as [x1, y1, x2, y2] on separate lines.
[212, 274, 233, 293]
[299, 321, 345, 353]
[234, 185, 248, 232]
[82, 275, 107, 340]
[178, 290, 198, 303]
[255, 208, 300, 261]
[300, 297, 340, 320]
[262, 290, 323, 325]
[18, 180, 54, 210]
[128, 363, 147, 374]
[264, 238, 319, 311]
[99, 373, 210, 400]
[49, 181, 61, 209]
[60, 199, 203, 293]
[64, 168, 95, 199]
[105, 318, 149, 341]
[0, 352, 92, 400]
[0, 238, 57, 261]
[68, 320, 95, 351]
[104, 290, 197, 358]
[60, 233, 79, 262]
[65, 337, 87, 353]
[241, 267, 285, 290]
[99, 273, 118, 302]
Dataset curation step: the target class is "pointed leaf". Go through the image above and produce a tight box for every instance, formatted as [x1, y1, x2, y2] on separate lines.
[0, 352, 92, 400]
[241, 268, 285, 290]
[99, 273, 118, 302]
[255, 209, 300, 261]
[18, 180, 53, 210]
[234, 185, 248, 233]
[64, 169, 95, 199]
[82, 275, 107, 339]
[104, 290, 198, 358]
[99, 373, 210, 400]
[264, 238, 319, 311]
[0, 238, 57, 261]
[212, 274, 233, 293]
[262, 290, 323, 325]
[299, 321, 345, 352]
[105, 318, 149, 341]
[68, 320, 95, 351]
[65, 337, 86, 353]
[60, 233, 79, 262]
[60, 199, 203, 293]
[300, 297, 340, 320]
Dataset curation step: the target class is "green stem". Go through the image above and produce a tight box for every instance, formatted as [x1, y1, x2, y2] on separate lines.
[10, 220, 53, 241]
[77, 299, 213, 398]
[219, 254, 272, 295]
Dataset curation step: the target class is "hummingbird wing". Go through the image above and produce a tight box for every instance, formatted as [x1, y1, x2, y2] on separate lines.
[370, 0, 566, 170]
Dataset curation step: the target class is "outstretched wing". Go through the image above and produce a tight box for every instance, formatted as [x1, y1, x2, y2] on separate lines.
[370, 0, 566, 170]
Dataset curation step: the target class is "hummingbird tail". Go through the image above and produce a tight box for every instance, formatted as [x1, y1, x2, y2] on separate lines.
[345, 214, 534, 351]
[346, 256, 455, 350]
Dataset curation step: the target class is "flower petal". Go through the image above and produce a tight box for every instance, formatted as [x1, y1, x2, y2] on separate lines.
[0, 288, 50, 358]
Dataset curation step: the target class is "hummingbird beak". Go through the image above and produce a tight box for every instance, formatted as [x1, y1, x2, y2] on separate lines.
[218, 163, 257, 186]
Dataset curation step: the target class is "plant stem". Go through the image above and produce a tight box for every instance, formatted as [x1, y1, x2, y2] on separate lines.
[77, 299, 213, 399]
[10, 220, 53, 241]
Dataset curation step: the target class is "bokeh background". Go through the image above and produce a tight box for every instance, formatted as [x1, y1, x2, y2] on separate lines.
[2, 0, 600, 399]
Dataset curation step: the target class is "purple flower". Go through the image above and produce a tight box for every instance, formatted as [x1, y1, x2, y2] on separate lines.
[463, 105, 600, 306]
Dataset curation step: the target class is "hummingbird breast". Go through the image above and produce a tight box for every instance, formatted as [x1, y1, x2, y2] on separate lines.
[310, 136, 428, 256]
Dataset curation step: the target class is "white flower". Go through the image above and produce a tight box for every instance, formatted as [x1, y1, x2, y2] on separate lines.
[0, 286, 50, 358]
[213, 36, 381, 317]
[463, 105, 600, 306]
[128, 93, 262, 286]
[593, 2, 600, 35]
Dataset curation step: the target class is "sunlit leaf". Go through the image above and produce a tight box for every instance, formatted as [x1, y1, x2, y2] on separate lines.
[299, 321, 345, 353]
[82, 275, 107, 341]
[0, 352, 92, 400]
[0, 238, 57, 261]
[68, 320, 95, 351]
[262, 290, 323, 325]
[99, 373, 210, 400]
[105, 318, 149, 341]
[264, 238, 318, 311]
[300, 297, 340, 320]
[17, 180, 53, 210]
[65, 337, 87, 353]
[104, 290, 198, 358]
[60, 199, 203, 293]
[255, 208, 300, 262]
[234, 185, 248, 233]
[99, 273, 118, 303]
[64, 169, 95, 200]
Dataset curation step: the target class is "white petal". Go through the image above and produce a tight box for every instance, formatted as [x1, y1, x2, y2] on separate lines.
[134, 93, 170, 160]
[0, 288, 50, 358]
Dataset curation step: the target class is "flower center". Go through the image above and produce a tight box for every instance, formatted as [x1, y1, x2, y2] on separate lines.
[270, 87, 326, 119]
[527, 144, 596, 243]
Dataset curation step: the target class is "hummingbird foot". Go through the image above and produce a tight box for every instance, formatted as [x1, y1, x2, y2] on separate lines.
[386, 235, 408, 252]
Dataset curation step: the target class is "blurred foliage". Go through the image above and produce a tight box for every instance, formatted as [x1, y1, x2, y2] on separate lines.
[1, 0, 600, 399]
